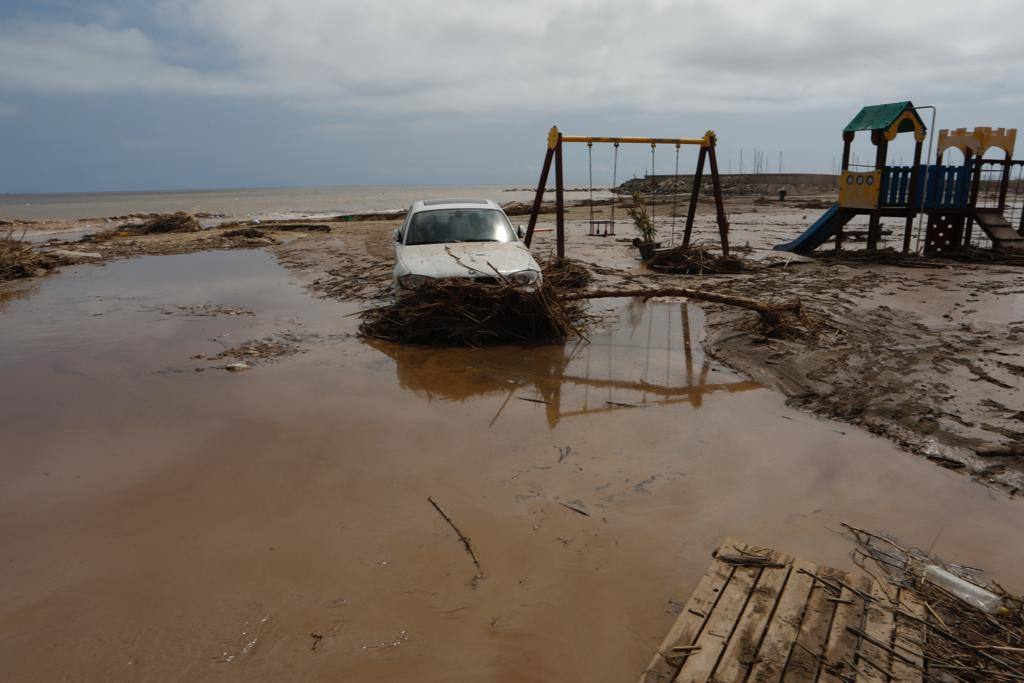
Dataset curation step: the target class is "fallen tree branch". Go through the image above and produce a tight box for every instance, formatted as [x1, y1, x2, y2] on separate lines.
[427, 496, 483, 583]
[560, 286, 794, 315]
[561, 286, 812, 338]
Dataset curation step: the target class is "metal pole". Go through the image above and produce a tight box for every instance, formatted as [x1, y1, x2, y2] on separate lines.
[649, 143, 656, 226]
[707, 140, 730, 256]
[524, 146, 554, 248]
[683, 146, 707, 248]
[555, 135, 565, 259]
[913, 105, 937, 254]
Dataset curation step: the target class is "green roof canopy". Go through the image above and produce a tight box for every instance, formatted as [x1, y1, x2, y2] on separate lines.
[843, 101, 925, 133]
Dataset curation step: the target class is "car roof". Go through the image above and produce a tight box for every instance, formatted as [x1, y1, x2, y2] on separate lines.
[408, 198, 502, 213]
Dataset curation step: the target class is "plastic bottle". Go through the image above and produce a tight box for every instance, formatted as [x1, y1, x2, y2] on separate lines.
[923, 564, 1003, 614]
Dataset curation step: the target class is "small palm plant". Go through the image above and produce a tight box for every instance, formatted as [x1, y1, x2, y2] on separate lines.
[626, 192, 657, 243]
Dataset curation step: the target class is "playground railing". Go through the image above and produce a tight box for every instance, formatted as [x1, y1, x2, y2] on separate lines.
[880, 164, 972, 210]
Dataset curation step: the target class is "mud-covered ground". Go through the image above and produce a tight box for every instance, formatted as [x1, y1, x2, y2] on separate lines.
[9, 197, 1023, 493]
[3, 196, 1024, 681]
[98, 197, 1024, 491]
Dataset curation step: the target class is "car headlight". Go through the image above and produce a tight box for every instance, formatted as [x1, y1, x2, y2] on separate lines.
[509, 269, 540, 285]
[399, 274, 432, 289]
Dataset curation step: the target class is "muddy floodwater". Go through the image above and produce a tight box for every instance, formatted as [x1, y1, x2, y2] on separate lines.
[3, 250, 1024, 681]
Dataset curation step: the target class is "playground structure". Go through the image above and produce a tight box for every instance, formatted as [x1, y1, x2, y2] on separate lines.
[523, 126, 731, 258]
[776, 101, 1023, 255]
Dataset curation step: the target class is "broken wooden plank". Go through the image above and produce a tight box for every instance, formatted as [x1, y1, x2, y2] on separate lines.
[854, 580, 896, 682]
[746, 558, 817, 682]
[781, 569, 842, 682]
[890, 586, 926, 682]
[675, 542, 763, 683]
[638, 538, 737, 683]
[819, 573, 872, 682]
[712, 546, 794, 682]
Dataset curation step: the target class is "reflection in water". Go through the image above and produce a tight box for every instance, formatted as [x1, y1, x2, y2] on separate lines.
[366, 300, 760, 427]
[0, 281, 39, 313]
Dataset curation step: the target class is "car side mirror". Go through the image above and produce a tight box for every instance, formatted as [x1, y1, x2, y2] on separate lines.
[517, 224, 525, 239]
[393, 228, 402, 242]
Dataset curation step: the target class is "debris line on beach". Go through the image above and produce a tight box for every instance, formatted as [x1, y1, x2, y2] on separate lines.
[0, 229, 65, 281]
[87, 212, 202, 242]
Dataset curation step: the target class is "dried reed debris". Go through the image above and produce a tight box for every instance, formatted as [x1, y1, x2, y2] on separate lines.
[845, 523, 1024, 680]
[541, 257, 592, 289]
[86, 212, 202, 242]
[0, 229, 66, 281]
[645, 245, 748, 275]
[359, 278, 588, 347]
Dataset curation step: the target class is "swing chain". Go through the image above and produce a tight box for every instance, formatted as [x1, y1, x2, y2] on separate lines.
[611, 142, 619, 229]
[587, 142, 594, 230]
[650, 143, 656, 224]
[671, 143, 681, 247]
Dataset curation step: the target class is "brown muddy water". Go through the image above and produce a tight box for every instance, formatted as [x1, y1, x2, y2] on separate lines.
[2, 250, 1024, 682]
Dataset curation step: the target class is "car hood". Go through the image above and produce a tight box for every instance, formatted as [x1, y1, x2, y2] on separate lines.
[396, 242, 540, 279]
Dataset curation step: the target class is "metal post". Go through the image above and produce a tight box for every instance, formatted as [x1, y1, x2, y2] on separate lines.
[912, 105, 937, 254]
[867, 131, 888, 250]
[903, 140, 923, 253]
[837, 131, 855, 251]
[707, 140, 730, 257]
[555, 135, 565, 259]
[524, 146, 554, 248]
[966, 149, 981, 245]
[1019, 188, 1024, 237]
[998, 151, 1012, 210]
[682, 146, 706, 248]
[841, 132, 854, 171]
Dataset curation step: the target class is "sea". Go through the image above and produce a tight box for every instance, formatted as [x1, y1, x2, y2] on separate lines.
[0, 185, 602, 223]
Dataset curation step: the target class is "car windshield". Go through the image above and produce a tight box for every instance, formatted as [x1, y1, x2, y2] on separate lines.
[404, 208, 516, 245]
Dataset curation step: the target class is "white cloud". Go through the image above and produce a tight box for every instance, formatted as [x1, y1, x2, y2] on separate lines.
[0, 21, 256, 96]
[1, 0, 1022, 114]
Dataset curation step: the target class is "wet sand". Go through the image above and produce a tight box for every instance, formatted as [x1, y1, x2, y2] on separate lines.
[2, 244, 1024, 681]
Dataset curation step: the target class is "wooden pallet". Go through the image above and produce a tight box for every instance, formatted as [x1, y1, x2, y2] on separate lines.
[639, 538, 927, 682]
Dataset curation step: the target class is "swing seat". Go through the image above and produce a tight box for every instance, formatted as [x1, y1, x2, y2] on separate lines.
[588, 219, 616, 237]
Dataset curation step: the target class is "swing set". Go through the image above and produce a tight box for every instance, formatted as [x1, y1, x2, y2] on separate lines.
[523, 126, 731, 258]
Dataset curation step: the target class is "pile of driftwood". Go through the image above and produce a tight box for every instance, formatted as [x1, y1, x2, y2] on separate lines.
[541, 257, 592, 289]
[359, 278, 588, 346]
[0, 229, 64, 281]
[845, 523, 1024, 680]
[645, 245, 748, 275]
[86, 212, 201, 242]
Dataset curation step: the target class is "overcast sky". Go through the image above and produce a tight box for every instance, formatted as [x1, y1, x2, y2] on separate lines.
[1, 0, 1022, 193]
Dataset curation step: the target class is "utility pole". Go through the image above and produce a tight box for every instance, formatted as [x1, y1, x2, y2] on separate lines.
[779, 150, 782, 174]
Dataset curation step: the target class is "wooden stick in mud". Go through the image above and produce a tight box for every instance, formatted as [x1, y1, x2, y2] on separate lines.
[559, 287, 802, 317]
[427, 496, 483, 578]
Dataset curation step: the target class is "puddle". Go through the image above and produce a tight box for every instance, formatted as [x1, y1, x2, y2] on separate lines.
[368, 300, 759, 428]
[2, 249, 1024, 681]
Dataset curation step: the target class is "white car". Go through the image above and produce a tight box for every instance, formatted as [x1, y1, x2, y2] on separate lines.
[392, 199, 542, 290]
